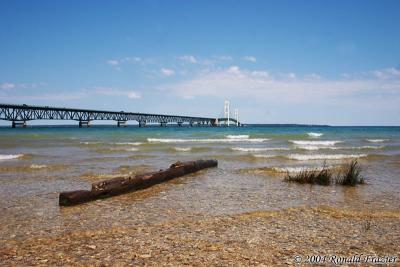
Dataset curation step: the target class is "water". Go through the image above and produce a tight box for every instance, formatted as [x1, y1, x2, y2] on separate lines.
[0, 125, 400, 241]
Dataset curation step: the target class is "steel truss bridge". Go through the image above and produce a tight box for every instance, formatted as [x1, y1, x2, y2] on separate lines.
[0, 103, 241, 128]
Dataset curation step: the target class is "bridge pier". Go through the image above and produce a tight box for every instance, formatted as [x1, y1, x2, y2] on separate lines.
[138, 121, 146, 127]
[177, 122, 183, 127]
[12, 120, 27, 128]
[160, 122, 167, 127]
[79, 120, 90, 128]
[117, 121, 127, 127]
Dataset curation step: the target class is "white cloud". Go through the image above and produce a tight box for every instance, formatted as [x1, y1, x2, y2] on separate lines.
[372, 68, 400, 79]
[106, 59, 120, 66]
[179, 55, 197, 64]
[161, 68, 175, 77]
[0, 82, 46, 90]
[127, 91, 141, 99]
[160, 66, 400, 106]
[214, 55, 233, 61]
[0, 83, 16, 90]
[94, 87, 141, 99]
[243, 56, 257, 63]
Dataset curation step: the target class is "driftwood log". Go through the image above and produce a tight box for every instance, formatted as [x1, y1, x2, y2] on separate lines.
[59, 159, 218, 206]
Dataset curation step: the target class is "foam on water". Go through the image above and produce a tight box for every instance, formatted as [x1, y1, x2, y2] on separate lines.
[252, 154, 277, 158]
[112, 142, 143, 146]
[30, 164, 47, 169]
[147, 138, 270, 143]
[297, 145, 384, 151]
[288, 154, 367, 160]
[80, 141, 102, 145]
[110, 147, 138, 152]
[226, 135, 250, 139]
[307, 132, 323, 138]
[367, 139, 389, 143]
[0, 154, 23, 161]
[174, 147, 192, 152]
[272, 166, 331, 173]
[231, 147, 289, 152]
[290, 140, 342, 146]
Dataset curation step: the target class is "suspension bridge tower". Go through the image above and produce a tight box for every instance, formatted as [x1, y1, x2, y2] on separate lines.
[224, 100, 230, 126]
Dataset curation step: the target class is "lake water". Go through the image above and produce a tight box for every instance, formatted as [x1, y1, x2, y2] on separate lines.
[1, 125, 400, 241]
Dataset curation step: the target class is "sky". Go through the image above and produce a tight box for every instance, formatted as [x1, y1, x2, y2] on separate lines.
[0, 0, 400, 125]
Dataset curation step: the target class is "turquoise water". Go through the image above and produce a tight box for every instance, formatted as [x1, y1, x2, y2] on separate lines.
[0, 125, 400, 241]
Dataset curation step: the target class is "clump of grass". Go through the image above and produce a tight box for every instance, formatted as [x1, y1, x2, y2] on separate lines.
[336, 160, 365, 186]
[284, 160, 365, 186]
[284, 164, 332, 185]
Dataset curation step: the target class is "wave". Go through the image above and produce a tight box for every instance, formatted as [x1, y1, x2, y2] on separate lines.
[147, 138, 270, 143]
[252, 154, 278, 158]
[30, 164, 47, 169]
[109, 147, 138, 152]
[80, 141, 102, 145]
[231, 147, 290, 152]
[112, 142, 143, 146]
[272, 166, 333, 173]
[0, 154, 23, 161]
[290, 140, 342, 146]
[367, 139, 389, 143]
[296, 145, 384, 151]
[174, 147, 192, 152]
[288, 154, 367, 161]
[226, 135, 250, 139]
[307, 132, 323, 138]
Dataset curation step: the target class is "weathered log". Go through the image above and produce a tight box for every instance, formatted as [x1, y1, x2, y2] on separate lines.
[59, 159, 218, 206]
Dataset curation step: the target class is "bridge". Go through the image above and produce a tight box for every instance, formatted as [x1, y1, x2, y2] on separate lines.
[0, 103, 241, 128]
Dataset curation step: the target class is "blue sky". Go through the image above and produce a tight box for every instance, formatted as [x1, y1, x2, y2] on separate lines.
[0, 0, 399, 125]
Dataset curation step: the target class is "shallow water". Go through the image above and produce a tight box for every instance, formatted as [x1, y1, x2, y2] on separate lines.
[0, 125, 399, 242]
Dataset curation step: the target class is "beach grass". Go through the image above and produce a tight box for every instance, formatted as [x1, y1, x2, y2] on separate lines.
[284, 160, 365, 186]
[336, 160, 365, 186]
[284, 163, 332, 185]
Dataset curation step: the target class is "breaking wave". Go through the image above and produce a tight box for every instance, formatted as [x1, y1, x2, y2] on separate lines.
[226, 135, 250, 139]
[0, 154, 24, 161]
[290, 140, 342, 146]
[231, 147, 290, 152]
[307, 132, 323, 138]
[297, 145, 384, 151]
[367, 139, 389, 143]
[287, 154, 367, 160]
[252, 154, 278, 158]
[174, 147, 192, 152]
[112, 142, 143, 146]
[30, 164, 47, 169]
[147, 138, 270, 143]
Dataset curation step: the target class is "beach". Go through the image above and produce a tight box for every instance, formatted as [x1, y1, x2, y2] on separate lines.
[1, 125, 399, 265]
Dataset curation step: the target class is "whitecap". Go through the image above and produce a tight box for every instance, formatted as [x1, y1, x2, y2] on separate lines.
[174, 147, 192, 152]
[30, 164, 47, 169]
[226, 135, 250, 139]
[272, 166, 331, 173]
[287, 154, 367, 161]
[80, 141, 101, 145]
[297, 145, 384, 151]
[366, 139, 389, 143]
[231, 147, 289, 152]
[113, 142, 143, 146]
[290, 140, 342, 146]
[252, 154, 277, 158]
[307, 132, 323, 138]
[0, 154, 23, 161]
[110, 147, 138, 152]
[147, 138, 269, 143]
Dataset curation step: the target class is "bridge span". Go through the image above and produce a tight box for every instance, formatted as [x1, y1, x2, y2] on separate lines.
[0, 103, 241, 128]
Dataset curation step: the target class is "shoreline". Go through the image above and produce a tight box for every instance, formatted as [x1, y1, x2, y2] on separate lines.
[1, 205, 399, 266]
